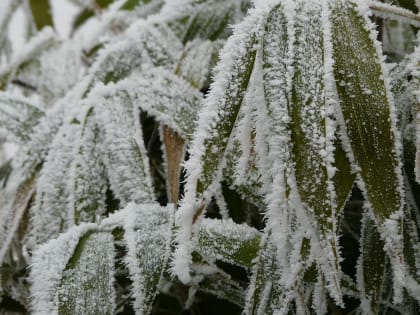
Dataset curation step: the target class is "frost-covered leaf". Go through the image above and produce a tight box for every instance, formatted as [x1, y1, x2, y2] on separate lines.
[175, 39, 224, 89]
[87, 21, 181, 91]
[197, 218, 260, 269]
[0, 27, 56, 90]
[0, 174, 36, 266]
[57, 231, 115, 315]
[195, 270, 246, 307]
[357, 214, 386, 315]
[285, 0, 342, 303]
[69, 107, 107, 224]
[0, 92, 44, 142]
[331, 1, 407, 302]
[95, 87, 155, 205]
[26, 114, 81, 247]
[123, 203, 174, 315]
[160, 0, 247, 43]
[28, 0, 54, 30]
[331, 0, 404, 223]
[126, 68, 202, 139]
[29, 223, 97, 314]
[174, 6, 263, 283]
[243, 235, 282, 315]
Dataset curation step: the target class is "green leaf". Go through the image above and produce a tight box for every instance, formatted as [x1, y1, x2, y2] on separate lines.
[175, 39, 224, 89]
[197, 218, 261, 269]
[58, 232, 115, 315]
[0, 92, 44, 142]
[357, 214, 386, 315]
[333, 138, 356, 212]
[243, 236, 283, 315]
[123, 203, 174, 314]
[0, 28, 56, 91]
[29, 223, 98, 314]
[28, 0, 54, 30]
[70, 107, 107, 224]
[97, 88, 155, 205]
[196, 16, 258, 197]
[331, 0, 404, 223]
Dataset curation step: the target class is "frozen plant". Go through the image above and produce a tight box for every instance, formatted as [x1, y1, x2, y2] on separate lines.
[0, 0, 420, 314]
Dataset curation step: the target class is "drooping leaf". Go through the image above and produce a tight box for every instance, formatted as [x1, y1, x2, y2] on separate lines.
[29, 223, 97, 314]
[28, 0, 54, 30]
[0, 27, 56, 90]
[0, 92, 44, 142]
[69, 107, 107, 224]
[26, 112, 81, 248]
[175, 38, 224, 89]
[331, 0, 404, 223]
[357, 214, 386, 315]
[160, 0, 246, 43]
[243, 235, 282, 315]
[196, 218, 261, 269]
[57, 231, 115, 315]
[123, 203, 174, 315]
[173, 5, 263, 283]
[95, 87, 155, 205]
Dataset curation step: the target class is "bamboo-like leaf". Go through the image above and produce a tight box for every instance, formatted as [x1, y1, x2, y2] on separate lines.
[286, 0, 342, 302]
[87, 21, 181, 92]
[189, 11, 259, 199]
[331, 1, 406, 302]
[29, 223, 98, 314]
[333, 138, 356, 212]
[173, 7, 263, 283]
[243, 235, 282, 315]
[197, 218, 261, 269]
[0, 27, 56, 90]
[26, 115, 80, 248]
[0, 174, 36, 266]
[0, 92, 44, 142]
[161, 0, 243, 43]
[175, 39, 224, 89]
[330, 0, 404, 223]
[28, 0, 54, 30]
[69, 107, 107, 224]
[57, 231, 115, 315]
[123, 203, 174, 315]
[125, 68, 202, 140]
[195, 271, 246, 307]
[357, 214, 386, 315]
[96, 88, 155, 205]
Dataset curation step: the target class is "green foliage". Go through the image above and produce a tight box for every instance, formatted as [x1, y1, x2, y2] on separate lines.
[1, 0, 420, 314]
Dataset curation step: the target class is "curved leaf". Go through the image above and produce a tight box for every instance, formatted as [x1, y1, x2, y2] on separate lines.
[0, 92, 44, 142]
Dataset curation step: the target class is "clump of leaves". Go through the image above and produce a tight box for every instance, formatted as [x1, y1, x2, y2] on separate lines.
[0, 0, 420, 314]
